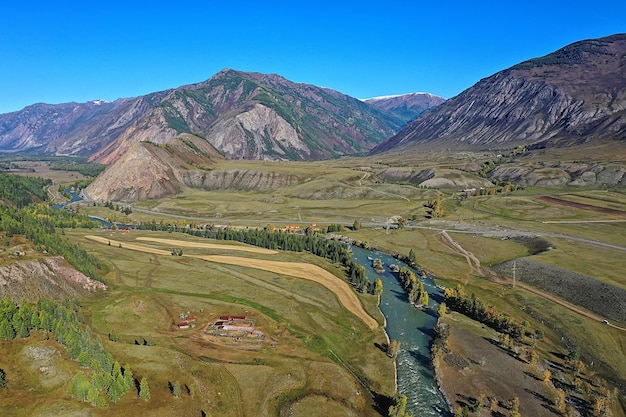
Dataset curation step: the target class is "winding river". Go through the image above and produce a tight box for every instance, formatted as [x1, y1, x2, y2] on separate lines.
[351, 246, 449, 416]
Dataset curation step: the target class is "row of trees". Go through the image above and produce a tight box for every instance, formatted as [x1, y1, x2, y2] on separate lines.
[425, 199, 444, 218]
[103, 201, 132, 215]
[397, 267, 429, 306]
[443, 285, 526, 339]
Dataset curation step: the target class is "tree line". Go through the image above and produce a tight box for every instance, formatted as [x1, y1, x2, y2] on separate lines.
[444, 285, 526, 340]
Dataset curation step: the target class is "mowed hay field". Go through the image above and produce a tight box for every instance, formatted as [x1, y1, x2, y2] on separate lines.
[61, 229, 394, 417]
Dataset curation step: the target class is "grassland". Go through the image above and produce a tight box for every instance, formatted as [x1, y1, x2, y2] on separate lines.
[52, 229, 393, 417]
[3, 158, 626, 416]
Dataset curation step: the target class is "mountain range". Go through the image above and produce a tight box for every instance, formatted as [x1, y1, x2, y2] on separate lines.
[0, 71, 441, 163]
[4, 34, 626, 200]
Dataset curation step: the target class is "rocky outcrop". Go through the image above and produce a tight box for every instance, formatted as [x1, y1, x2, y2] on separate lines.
[0, 257, 106, 302]
[86, 142, 184, 202]
[206, 103, 308, 160]
[371, 34, 626, 155]
[490, 162, 626, 187]
[181, 169, 300, 192]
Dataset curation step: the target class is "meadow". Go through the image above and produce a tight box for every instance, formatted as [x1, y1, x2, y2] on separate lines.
[60, 229, 394, 417]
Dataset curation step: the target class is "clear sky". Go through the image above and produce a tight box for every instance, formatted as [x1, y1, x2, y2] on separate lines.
[1, 1, 624, 114]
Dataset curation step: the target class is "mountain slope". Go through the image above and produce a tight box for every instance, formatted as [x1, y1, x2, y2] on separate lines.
[0, 93, 171, 156]
[363, 93, 445, 124]
[371, 34, 626, 155]
[85, 133, 301, 202]
[85, 133, 223, 201]
[91, 69, 406, 163]
[1, 70, 408, 163]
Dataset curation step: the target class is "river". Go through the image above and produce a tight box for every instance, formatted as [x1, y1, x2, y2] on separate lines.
[351, 246, 449, 416]
[54, 189, 134, 229]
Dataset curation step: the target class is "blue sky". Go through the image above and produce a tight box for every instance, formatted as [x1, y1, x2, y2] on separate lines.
[0, 1, 624, 114]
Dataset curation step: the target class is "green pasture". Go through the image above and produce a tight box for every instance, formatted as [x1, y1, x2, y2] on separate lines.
[63, 229, 394, 416]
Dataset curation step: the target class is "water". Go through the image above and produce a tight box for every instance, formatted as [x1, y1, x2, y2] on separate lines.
[352, 246, 449, 416]
[53, 189, 134, 229]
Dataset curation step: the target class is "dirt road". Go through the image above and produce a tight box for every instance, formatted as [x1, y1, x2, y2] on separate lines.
[136, 236, 278, 254]
[437, 231, 626, 332]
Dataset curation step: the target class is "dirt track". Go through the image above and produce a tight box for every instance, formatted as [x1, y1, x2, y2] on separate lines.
[85, 235, 378, 330]
[136, 237, 278, 254]
[437, 232, 626, 332]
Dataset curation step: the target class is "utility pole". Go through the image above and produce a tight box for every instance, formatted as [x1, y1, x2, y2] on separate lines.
[512, 261, 516, 288]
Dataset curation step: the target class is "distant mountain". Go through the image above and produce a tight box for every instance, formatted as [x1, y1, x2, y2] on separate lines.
[0, 93, 170, 156]
[363, 93, 445, 124]
[371, 34, 626, 155]
[0, 70, 408, 163]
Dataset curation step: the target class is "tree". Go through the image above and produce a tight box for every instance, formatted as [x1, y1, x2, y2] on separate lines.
[475, 393, 487, 413]
[373, 278, 383, 296]
[388, 340, 400, 358]
[0, 368, 6, 388]
[352, 219, 361, 231]
[108, 329, 118, 342]
[68, 371, 91, 402]
[427, 198, 444, 218]
[107, 376, 125, 403]
[554, 389, 566, 413]
[139, 377, 151, 400]
[510, 397, 520, 414]
[172, 381, 181, 397]
[542, 370, 552, 384]
[123, 364, 133, 391]
[437, 303, 447, 317]
[0, 320, 16, 339]
[566, 349, 580, 366]
[408, 248, 416, 265]
[489, 396, 498, 411]
[388, 393, 407, 417]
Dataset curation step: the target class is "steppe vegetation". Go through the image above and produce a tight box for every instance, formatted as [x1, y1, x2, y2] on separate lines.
[1, 154, 625, 416]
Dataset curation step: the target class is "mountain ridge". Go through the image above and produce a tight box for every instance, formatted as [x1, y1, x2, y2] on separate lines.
[370, 33, 626, 155]
[1, 70, 442, 163]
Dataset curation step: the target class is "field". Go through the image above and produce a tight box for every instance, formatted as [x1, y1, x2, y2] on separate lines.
[61, 229, 392, 417]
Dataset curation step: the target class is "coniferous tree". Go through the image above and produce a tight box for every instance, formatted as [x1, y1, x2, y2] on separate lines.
[172, 381, 181, 397]
[123, 364, 133, 391]
[139, 377, 151, 400]
[0, 320, 16, 340]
